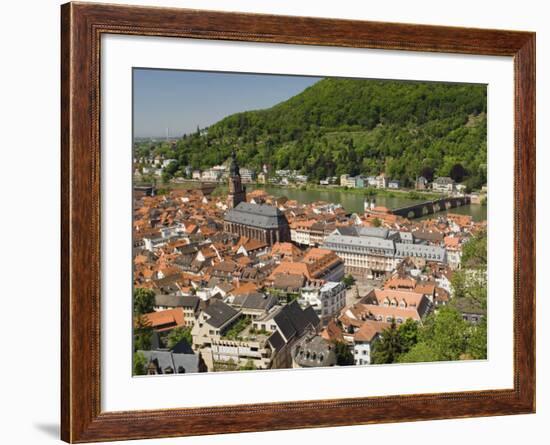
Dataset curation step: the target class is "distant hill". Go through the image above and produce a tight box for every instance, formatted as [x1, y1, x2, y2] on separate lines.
[141, 77, 487, 189]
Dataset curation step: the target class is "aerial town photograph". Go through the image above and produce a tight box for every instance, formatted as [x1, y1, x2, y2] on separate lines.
[132, 69, 488, 376]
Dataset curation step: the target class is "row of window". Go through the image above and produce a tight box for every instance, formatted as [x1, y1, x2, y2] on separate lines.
[331, 244, 393, 256]
[328, 243, 443, 262]
[397, 251, 441, 260]
[382, 300, 409, 308]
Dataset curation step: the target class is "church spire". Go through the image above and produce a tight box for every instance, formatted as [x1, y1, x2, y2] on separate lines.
[227, 149, 246, 208]
[229, 149, 240, 177]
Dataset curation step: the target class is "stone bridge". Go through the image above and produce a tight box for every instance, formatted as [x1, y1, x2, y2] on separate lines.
[391, 196, 471, 219]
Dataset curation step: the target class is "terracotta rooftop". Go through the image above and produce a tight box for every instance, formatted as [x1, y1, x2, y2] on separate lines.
[140, 308, 186, 331]
[353, 320, 391, 342]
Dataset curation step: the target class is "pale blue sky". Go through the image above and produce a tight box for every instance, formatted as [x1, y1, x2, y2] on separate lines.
[133, 69, 321, 138]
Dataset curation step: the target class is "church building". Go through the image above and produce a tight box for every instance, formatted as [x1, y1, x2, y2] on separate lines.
[224, 152, 290, 245]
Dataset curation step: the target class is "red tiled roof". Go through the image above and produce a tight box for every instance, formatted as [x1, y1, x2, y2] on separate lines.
[353, 320, 391, 342]
[140, 308, 186, 331]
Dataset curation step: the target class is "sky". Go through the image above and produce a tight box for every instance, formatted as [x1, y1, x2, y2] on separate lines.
[133, 69, 322, 138]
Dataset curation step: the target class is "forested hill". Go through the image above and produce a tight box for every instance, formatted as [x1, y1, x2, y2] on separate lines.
[142, 77, 487, 188]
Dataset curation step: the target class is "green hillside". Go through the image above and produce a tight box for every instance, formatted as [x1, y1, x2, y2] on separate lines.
[138, 77, 487, 189]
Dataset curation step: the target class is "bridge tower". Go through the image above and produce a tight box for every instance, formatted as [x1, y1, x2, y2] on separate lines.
[364, 197, 376, 213]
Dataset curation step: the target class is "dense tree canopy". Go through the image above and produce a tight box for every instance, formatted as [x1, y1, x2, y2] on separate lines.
[133, 316, 153, 352]
[133, 352, 148, 376]
[167, 327, 193, 350]
[333, 341, 355, 366]
[133, 288, 156, 316]
[416, 307, 470, 361]
[467, 317, 487, 360]
[371, 319, 420, 364]
[451, 230, 487, 313]
[460, 230, 488, 270]
[140, 78, 487, 188]
[372, 305, 487, 365]
[371, 321, 401, 364]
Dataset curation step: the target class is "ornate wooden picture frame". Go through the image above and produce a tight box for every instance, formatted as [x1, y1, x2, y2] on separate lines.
[61, 2, 535, 442]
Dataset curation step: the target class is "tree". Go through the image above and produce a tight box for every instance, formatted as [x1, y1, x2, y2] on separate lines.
[467, 317, 487, 360]
[164, 161, 179, 176]
[166, 78, 487, 188]
[167, 327, 193, 349]
[450, 163, 466, 182]
[397, 319, 419, 354]
[461, 230, 487, 269]
[134, 316, 153, 352]
[133, 288, 156, 316]
[451, 269, 487, 311]
[333, 341, 354, 365]
[397, 308, 473, 363]
[133, 352, 148, 376]
[420, 166, 435, 182]
[342, 274, 356, 287]
[419, 307, 469, 361]
[398, 341, 440, 363]
[371, 321, 403, 364]
[372, 217, 382, 227]
[239, 359, 257, 371]
[451, 230, 487, 310]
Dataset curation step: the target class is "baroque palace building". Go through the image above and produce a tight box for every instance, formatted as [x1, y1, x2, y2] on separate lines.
[223, 152, 290, 245]
[322, 226, 447, 279]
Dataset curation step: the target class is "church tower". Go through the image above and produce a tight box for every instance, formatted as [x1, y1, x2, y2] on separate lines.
[227, 150, 247, 208]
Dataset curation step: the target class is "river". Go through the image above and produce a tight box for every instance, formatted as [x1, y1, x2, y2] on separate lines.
[257, 185, 487, 222]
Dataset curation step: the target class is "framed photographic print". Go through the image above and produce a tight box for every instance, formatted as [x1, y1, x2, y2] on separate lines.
[61, 2, 535, 443]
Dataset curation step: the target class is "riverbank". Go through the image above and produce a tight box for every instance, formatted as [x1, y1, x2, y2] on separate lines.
[134, 178, 486, 221]
[257, 184, 487, 222]
[254, 182, 442, 201]
[139, 177, 460, 201]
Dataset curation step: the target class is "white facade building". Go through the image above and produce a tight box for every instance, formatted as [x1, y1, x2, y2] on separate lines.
[239, 168, 256, 183]
[353, 340, 374, 366]
[298, 281, 346, 324]
[201, 168, 223, 182]
[340, 174, 357, 188]
[291, 223, 312, 246]
[375, 174, 388, 189]
[323, 227, 447, 279]
[432, 177, 456, 193]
